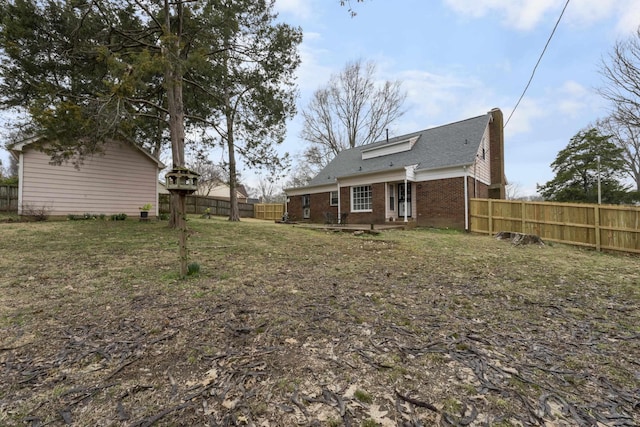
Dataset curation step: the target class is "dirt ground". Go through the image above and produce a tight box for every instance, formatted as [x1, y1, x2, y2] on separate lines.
[0, 217, 639, 426]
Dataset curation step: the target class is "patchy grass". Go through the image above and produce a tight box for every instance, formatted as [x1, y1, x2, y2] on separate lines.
[0, 216, 639, 426]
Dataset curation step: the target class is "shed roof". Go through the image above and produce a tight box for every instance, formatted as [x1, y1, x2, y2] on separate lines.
[8, 137, 166, 169]
[307, 113, 490, 186]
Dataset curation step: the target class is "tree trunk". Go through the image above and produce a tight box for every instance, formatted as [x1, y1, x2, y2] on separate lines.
[166, 70, 186, 230]
[165, 0, 186, 230]
[222, 39, 240, 222]
[227, 119, 240, 221]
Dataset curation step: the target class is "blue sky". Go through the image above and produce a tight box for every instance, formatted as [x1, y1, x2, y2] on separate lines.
[2, 0, 639, 197]
[270, 0, 640, 196]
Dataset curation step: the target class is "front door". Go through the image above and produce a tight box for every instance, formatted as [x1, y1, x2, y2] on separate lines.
[398, 183, 412, 218]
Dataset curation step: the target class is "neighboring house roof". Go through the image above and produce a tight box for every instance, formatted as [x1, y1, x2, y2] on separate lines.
[306, 113, 491, 187]
[197, 182, 249, 200]
[8, 137, 165, 169]
[158, 181, 171, 195]
[236, 184, 249, 199]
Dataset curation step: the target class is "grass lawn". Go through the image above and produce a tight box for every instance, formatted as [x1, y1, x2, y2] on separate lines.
[0, 216, 639, 426]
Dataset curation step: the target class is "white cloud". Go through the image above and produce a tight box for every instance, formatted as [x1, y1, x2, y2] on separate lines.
[443, 0, 558, 31]
[400, 70, 471, 119]
[443, 0, 636, 33]
[502, 97, 547, 136]
[613, 0, 640, 35]
[555, 80, 591, 118]
[295, 33, 336, 94]
[390, 69, 497, 133]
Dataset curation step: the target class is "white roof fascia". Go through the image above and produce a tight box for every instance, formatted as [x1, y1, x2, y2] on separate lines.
[285, 183, 337, 196]
[7, 136, 40, 153]
[414, 164, 471, 182]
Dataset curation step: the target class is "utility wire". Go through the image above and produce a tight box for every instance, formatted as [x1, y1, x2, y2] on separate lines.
[504, 0, 571, 129]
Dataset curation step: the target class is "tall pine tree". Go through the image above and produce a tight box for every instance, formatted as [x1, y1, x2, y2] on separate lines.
[537, 128, 633, 204]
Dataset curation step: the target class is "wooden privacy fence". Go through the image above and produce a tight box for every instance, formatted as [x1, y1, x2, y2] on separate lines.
[0, 185, 18, 212]
[254, 203, 284, 221]
[159, 194, 254, 218]
[470, 198, 640, 254]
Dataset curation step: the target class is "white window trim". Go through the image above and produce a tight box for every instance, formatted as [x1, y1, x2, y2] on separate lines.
[330, 190, 338, 206]
[351, 185, 372, 212]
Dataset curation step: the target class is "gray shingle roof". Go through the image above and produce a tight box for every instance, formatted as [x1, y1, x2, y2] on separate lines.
[307, 113, 491, 186]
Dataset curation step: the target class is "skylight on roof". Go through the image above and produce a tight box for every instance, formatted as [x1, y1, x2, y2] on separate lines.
[361, 136, 419, 160]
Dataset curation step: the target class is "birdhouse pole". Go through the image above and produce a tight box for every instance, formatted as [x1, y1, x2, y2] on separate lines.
[165, 168, 200, 278]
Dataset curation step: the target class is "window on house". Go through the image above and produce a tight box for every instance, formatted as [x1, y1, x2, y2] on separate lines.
[330, 191, 338, 206]
[302, 194, 310, 207]
[389, 184, 395, 211]
[351, 185, 372, 211]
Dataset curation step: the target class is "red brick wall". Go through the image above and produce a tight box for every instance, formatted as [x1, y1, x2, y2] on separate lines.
[286, 195, 303, 221]
[289, 179, 477, 229]
[471, 179, 489, 199]
[288, 184, 387, 224]
[286, 192, 338, 222]
[344, 182, 386, 224]
[414, 177, 471, 229]
[310, 192, 335, 222]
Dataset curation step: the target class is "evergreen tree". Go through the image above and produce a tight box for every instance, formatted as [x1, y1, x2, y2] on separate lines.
[537, 128, 633, 204]
[0, 0, 301, 223]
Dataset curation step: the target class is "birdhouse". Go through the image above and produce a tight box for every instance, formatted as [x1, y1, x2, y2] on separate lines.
[165, 168, 200, 194]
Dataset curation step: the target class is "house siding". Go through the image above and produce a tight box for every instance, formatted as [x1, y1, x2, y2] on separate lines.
[472, 126, 491, 185]
[19, 141, 160, 216]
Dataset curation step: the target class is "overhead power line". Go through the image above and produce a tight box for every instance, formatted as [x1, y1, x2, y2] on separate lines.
[504, 0, 571, 129]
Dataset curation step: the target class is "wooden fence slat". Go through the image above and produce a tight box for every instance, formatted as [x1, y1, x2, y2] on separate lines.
[594, 205, 600, 252]
[159, 194, 254, 218]
[470, 198, 640, 254]
[0, 185, 18, 212]
[253, 203, 285, 221]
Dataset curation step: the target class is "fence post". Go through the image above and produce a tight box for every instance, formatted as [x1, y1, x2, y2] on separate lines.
[594, 205, 601, 252]
[488, 199, 493, 236]
[521, 201, 525, 233]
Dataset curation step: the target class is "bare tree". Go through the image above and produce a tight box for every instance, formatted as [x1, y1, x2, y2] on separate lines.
[599, 28, 640, 129]
[285, 160, 314, 189]
[505, 182, 523, 200]
[596, 116, 640, 191]
[300, 59, 406, 170]
[188, 158, 226, 196]
[253, 175, 284, 203]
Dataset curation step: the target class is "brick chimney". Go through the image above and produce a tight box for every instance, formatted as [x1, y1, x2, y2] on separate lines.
[488, 108, 506, 199]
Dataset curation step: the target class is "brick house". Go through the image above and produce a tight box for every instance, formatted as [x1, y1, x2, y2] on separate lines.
[284, 108, 506, 230]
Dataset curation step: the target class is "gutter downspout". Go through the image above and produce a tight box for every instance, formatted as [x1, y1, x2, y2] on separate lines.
[337, 180, 341, 223]
[463, 166, 469, 231]
[17, 152, 24, 215]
